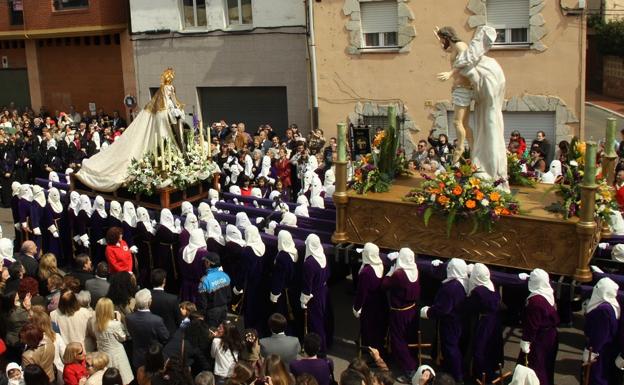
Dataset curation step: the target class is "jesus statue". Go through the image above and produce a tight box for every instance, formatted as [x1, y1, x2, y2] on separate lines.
[435, 26, 508, 190]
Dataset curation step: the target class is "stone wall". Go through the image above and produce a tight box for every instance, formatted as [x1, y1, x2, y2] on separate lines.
[603, 55, 624, 99]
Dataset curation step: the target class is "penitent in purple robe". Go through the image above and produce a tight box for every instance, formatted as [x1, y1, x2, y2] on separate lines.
[135, 222, 155, 287]
[75, 211, 91, 254]
[240, 247, 267, 331]
[222, 242, 244, 286]
[382, 269, 420, 373]
[302, 257, 330, 353]
[426, 280, 467, 382]
[18, 198, 32, 243]
[271, 251, 299, 323]
[465, 285, 503, 382]
[585, 303, 618, 385]
[354, 265, 388, 352]
[44, 205, 66, 263]
[178, 247, 208, 303]
[519, 295, 559, 385]
[29, 201, 45, 255]
[89, 212, 107, 265]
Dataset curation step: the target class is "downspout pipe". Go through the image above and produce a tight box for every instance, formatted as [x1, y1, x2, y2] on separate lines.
[306, 0, 319, 130]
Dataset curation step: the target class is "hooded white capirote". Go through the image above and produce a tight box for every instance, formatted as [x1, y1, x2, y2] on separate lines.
[585, 277, 620, 319]
[277, 230, 298, 262]
[357, 242, 383, 278]
[182, 228, 207, 264]
[305, 233, 326, 268]
[527, 268, 555, 307]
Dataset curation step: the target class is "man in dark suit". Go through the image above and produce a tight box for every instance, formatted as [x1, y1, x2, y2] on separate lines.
[126, 289, 170, 369]
[260, 313, 301, 365]
[16, 241, 38, 278]
[68, 254, 93, 289]
[85, 262, 110, 307]
[149, 269, 181, 335]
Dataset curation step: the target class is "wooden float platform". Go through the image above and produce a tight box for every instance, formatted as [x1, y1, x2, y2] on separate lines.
[342, 175, 600, 280]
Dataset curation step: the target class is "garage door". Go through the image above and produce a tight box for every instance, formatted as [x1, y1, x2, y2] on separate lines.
[446, 111, 556, 145]
[198, 87, 288, 136]
[0, 69, 30, 109]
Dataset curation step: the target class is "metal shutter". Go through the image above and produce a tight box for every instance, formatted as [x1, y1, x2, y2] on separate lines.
[486, 0, 529, 29]
[446, 111, 555, 144]
[198, 87, 288, 136]
[360, 1, 398, 33]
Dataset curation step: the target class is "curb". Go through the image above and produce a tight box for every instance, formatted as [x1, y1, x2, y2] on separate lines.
[586, 101, 624, 119]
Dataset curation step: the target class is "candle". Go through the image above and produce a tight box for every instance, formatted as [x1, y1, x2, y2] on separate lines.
[153, 132, 158, 166]
[199, 120, 205, 157]
[166, 139, 171, 171]
[159, 135, 165, 169]
[207, 122, 212, 158]
[583, 141, 597, 186]
[337, 123, 346, 162]
[605, 118, 617, 157]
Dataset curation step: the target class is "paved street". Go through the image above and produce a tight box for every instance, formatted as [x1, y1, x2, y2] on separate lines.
[585, 102, 624, 141]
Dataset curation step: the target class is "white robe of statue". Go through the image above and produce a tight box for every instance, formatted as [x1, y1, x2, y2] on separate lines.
[454, 26, 508, 189]
[77, 82, 184, 192]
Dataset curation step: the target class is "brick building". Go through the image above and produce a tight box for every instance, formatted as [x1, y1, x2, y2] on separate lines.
[0, 0, 136, 118]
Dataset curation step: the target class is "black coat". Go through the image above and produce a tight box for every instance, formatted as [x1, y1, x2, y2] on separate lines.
[150, 289, 181, 335]
[15, 253, 38, 278]
[126, 310, 170, 368]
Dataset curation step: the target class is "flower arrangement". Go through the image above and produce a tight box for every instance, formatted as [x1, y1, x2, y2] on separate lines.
[126, 139, 220, 195]
[545, 157, 617, 221]
[403, 161, 519, 236]
[507, 153, 537, 187]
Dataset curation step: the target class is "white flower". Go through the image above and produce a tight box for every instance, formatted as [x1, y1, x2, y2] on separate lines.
[481, 199, 489, 207]
[430, 194, 437, 202]
[570, 160, 578, 167]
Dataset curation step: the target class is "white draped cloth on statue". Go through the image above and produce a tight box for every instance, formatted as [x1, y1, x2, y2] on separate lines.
[76, 85, 183, 192]
[454, 26, 508, 188]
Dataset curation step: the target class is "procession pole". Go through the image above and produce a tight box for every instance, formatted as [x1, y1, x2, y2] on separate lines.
[332, 122, 348, 243]
[575, 141, 598, 282]
[602, 118, 617, 238]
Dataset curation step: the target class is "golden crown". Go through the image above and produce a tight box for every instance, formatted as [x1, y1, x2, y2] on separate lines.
[160, 67, 175, 85]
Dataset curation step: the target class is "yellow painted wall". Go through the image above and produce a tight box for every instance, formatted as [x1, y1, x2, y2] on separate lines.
[314, 0, 585, 140]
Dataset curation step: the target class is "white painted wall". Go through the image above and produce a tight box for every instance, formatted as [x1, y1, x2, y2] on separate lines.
[130, 0, 181, 33]
[131, 0, 305, 33]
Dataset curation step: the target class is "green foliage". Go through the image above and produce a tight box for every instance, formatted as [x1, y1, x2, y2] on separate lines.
[595, 19, 624, 57]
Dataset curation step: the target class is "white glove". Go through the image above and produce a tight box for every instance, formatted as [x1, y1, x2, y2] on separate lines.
[21, 222, 28, 230]
[253, 200, 259, 208]
[518, 273, 530, 280]
[300, 293, 313, 309]
[52, 231, 59, 238]
[431, 259, 443, 267]
[583, 348, 599, 363]
[33, 227, 41, 236]
[232, 198, 239, 205]
[83, 240, 90, 248]
[80, 234, 89, 246]
[615, 354, 624, 370]
[174, 218, 181, 228]
[591, 265, 605, 273]
[300, 301, 307, 309]
[97, 238, 106, 245]
[233, 287, 243, 295]
[130, 245, 138, 254]
[520, 340, 531, 354]
[387, 252, 399, 261]
[386, 265, 396, 277]
[48, 224, 58, 234]
[598, 242, 609, 250]
[269, 293, 280, 303]
[466, 263, 474, 275]
[14, 223, 20, 230]
[151, 220, 157, 227]
[73, 235, 81, 243]
[352, 308, 361, 318]
[420, 306, 430, 319]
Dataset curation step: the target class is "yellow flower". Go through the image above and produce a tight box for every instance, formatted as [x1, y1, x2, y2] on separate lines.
[469, 177, 481, 188]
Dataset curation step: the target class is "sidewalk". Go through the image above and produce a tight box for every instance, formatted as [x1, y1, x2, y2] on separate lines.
[586, 91, 624, 117]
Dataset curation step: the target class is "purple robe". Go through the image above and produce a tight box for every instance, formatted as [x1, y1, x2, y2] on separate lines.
[179, 229, 191, 249]
[426, 280, 467, 382]
[29, 201, 45, 255]
[135, 222, 155, 286]
[154, 225, 180, 294]
[519, 295, 559, 385]
[585, 303, 618, 385]
[18, 199, 32, 243]
[89, 212, 107, 265]
[382, 269, 420, 372]
[271, 251, 298, 322]
[178, 247, 208, 303]
[205, 238, 224, 257]
[11, 195, 21, 247]
[122, 222, 136, 247]
[222, 242, 244, 287]
[302, 257, 330, 353]
[240, 247, 267, 331]
[43, 205, 66, 263]
[354, 265, 388, 352]
[465, 285, 503, 382]
[75, 211, 91, 254]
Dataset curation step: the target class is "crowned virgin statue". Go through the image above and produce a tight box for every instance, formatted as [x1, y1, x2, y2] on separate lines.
[77, 68, 186, 192]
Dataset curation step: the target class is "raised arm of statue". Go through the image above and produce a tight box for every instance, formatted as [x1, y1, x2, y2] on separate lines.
[453, 26, 497, 69]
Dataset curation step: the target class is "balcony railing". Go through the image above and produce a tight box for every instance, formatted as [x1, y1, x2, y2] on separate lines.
[9, 0, 24, 26]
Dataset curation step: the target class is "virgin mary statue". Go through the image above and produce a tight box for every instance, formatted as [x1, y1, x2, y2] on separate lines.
[76, 68, 185, 192]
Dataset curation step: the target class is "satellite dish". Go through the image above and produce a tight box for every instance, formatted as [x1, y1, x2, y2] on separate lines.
[124, 95, 137, 108]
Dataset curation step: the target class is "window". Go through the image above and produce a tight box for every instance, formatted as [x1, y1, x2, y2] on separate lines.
[9, 1, 23, 25]
[182, 0, 207, 29]
[360, 1, 399, 49]
[486, 0, 529, 45]
[53, 0, 89, 11]
[226, 0, 253, 26]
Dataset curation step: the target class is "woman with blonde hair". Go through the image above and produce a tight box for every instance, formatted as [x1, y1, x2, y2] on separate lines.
[264, 355, 294, 385]
[37, 253, 62, 295]
[29, 308, 66, 379]
[85, 352, 110, 385]
[88, 298, 134, 385]
[62, 342, 88, 385]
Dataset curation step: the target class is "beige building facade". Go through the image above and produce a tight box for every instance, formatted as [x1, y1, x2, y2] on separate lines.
[313, 0, 587, 155]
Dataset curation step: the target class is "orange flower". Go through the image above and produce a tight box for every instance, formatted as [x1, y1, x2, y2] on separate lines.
[475, 191, 484, 201]
[437, 195, 450, 205]
[489, 191, 501, 202]
[501, 208, 511, 215]
[452, 185, 463, 196]
[465, 199, 476, 209]
[439, 182, 445, 190]
[494, 206, 504, 215]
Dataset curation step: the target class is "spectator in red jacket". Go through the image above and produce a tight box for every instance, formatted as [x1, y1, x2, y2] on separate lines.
[508, 130, 527, 157]
[105, 227, 133, 274]
[616, 169, 624, 210]
[62, 342, 88, 385]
